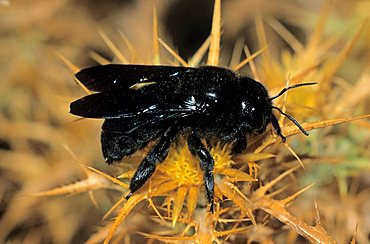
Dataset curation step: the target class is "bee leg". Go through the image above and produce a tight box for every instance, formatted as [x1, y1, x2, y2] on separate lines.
[271, 114, 286, 142]
[231, 130, 247, 154]
[126, 125, 177, 199]
[187, 131, 215, 213]
[101, 119, 165, 164]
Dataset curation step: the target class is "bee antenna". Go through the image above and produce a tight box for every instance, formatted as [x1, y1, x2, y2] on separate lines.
[272, 106, 309, 136]
[270, 82, 317, 101]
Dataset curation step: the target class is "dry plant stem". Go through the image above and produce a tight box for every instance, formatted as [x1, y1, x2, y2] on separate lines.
[218, 180, 256, 225]
[104, 191, 146, 244]
[255, 114, 370, 153]
[232, 46, 268, 71]
[207, 0, 221, 66]
[188, 36, 210, 67]
[152, 0, 160, 64]
[197, 211, 214, 243]
[243, 45, 260, 81]
[88, 51, 111, 65]
[57, 53, 91, 95]
[158, 38, 188, 66]
[98, 30, 129, 64]
[266, 16, 303, 53]
[258, 197, 336, 244]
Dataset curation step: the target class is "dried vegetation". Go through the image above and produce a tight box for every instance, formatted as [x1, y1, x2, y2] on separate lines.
[0, 0, 369, 243]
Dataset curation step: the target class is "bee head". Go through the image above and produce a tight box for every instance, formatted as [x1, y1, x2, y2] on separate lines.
[238, 77, 316, 136]
[238, 77, 272, 133]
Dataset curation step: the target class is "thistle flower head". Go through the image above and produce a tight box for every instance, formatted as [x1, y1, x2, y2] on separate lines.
[158, 142, 234, 187]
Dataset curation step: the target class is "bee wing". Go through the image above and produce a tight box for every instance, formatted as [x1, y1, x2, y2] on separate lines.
[75, 64, 196, 92]
[69, 89, 199, 119]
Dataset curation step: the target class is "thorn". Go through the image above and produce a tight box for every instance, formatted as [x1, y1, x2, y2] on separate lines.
[314, 200, 322, 226]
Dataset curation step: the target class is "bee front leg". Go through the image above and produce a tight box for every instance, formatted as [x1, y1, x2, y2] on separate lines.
[126, 125, 177, 199]
[231, 129, 247, 154]
[187, 131, 215, 213]
[271, 114, 286, 142]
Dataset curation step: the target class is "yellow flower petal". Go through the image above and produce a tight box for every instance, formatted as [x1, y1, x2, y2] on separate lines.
[172, 186, 188, 226]
[187, 185, 199, 218]
[220, 168, 257, 182]
[233, 152, 276, 162]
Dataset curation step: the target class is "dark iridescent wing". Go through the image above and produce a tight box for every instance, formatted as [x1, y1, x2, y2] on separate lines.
[75, 64, 197, 92]
[70, 88, 202, 133]
[70, 64, 230, 133]
[69, 89, 198, 119]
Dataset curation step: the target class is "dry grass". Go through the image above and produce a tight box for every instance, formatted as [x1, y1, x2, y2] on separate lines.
[0, 0, 369, 243]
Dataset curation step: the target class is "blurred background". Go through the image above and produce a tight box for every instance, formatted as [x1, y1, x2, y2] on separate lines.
[0, 0, 369, 243]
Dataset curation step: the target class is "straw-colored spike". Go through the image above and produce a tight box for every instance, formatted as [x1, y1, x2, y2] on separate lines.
[278, 77, 290, 126]
[103, 196, 126, 221]
[259, 197, 336, 243]
[254, 165, 301, 197]
[283, 142, 305, 169]
[255, 113, 370, 153]
[233, 46, 268, 71]
[188, 36, 210, 67]
[290, 62, 321, 84]
[88, 50, 110, 65]
[152, 0, 160, 64]
[280, 183, 315, 205]
[243, 45, 260, 81]
[148, 198, 165, 223]
[98, 30, 128, 64]
[314, 200, 322, 226]
[207, 0, 221, 66]
[214, 226, 251, 238]
[229, 37, 245, 69]
[218, 180, 256, 226]
[104, 192, 147, 244]
[255, 14, 271, 63]
[88, 190, 100, 208]
[267, 185, 290, 198]
[84, 165, 129, 189]
[158, 38, 189, 66]
[137, 232, 195, 242]
[56, 52, 80, 74]
[266, 17, 303, 53]
[56, 53, 91, 95]
[62, 143, 84, 163]
[118, 29, 138, 62]
[33, 177, 106, 197]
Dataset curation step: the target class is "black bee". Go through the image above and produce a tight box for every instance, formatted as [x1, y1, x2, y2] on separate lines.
[70, 64, 315, 212]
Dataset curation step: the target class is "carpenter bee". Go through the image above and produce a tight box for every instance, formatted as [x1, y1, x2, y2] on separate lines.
[70, 64, 315, 212]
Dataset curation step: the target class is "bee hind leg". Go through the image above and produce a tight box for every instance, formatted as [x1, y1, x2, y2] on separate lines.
[187, 130, 215, 213]
[127, 125, 177, 199]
